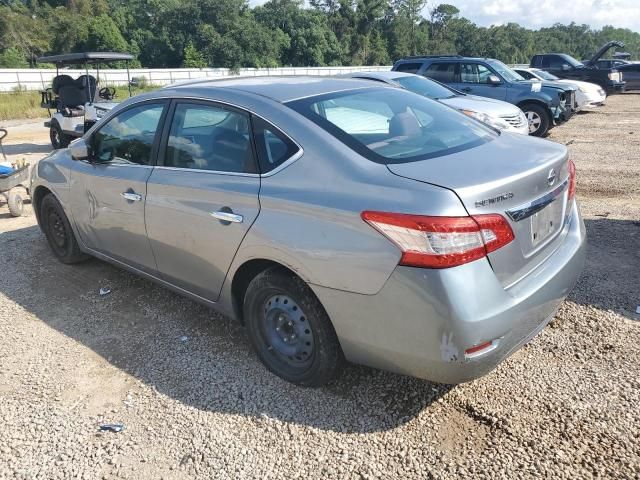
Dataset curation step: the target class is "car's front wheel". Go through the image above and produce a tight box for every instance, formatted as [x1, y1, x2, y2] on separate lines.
[40, 194, 88, 264]
[522, 103, 551, 137]
[243, 268, 344, 387]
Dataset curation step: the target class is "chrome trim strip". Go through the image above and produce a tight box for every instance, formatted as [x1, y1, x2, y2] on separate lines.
[506, 178, 568, 222]
[154, 166, 259, 177]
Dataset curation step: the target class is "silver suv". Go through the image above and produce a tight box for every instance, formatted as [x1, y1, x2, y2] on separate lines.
[31, 77, 586, 386]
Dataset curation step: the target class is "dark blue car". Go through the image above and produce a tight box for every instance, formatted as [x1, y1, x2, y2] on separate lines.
[392, 55, 577, 136]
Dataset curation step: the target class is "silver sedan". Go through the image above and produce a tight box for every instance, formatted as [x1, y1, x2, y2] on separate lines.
[31, 77, 586, 386]
[341, 71, 529, 134]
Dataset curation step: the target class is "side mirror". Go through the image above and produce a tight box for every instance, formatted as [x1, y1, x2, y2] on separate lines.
[488, 75, 501, 85]
[69, 138, 89, 161]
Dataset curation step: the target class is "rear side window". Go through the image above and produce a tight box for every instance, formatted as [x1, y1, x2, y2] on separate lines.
[395, 62, 423, 74]
[424, 62, 456, 82]
[287, 87, 495, 165]
[251, 116, 300, 173]
[164, 103, 256, 173]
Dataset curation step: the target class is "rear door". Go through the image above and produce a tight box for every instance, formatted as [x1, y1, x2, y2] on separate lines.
[144, 100, 261, 302]
[456, 62, 507, 100]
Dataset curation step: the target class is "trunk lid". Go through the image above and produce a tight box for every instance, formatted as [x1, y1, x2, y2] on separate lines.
[387, 133, 572, 287]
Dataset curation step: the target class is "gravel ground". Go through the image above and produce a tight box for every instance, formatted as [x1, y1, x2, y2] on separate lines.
[0, 95, 639, 479]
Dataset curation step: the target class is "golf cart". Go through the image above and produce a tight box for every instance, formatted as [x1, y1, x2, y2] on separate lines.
[36, 52, 134, 149]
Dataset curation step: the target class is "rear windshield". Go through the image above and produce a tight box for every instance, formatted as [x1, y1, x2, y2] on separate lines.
[394, 75, 456, 100]
[286, 87, 496, 164]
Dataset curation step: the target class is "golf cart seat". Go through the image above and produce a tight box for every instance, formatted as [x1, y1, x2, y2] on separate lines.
[76, 75, 97, 102]
[52, 75, 75, 94]
[57, 83, 86, 116]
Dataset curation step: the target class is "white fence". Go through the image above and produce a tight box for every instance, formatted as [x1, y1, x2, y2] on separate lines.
[0, 66, 392, 92]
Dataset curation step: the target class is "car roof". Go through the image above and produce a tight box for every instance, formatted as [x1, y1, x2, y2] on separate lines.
[167, 76, 385, 102]
[396, 55, 497, 63]
[36, 52, 134, 65]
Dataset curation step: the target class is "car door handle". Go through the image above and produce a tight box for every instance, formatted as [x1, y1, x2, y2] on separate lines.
[461, 87, 472, 92]
[121, 192, 143, 202]
[210, 210, 243, 224]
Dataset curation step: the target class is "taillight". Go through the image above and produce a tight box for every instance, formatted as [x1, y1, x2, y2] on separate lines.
[567, 159, 576, 201]
[361, 211, 514, 269]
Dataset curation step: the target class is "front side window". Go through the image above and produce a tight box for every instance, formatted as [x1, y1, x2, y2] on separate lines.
[287, 87, 495, 165]
[92, 103, 165, 165]
[164, 103, 255, 173]
[424, 62, 456, 83]
[252, 116, 299, 173]
[460, 63, 494, 83]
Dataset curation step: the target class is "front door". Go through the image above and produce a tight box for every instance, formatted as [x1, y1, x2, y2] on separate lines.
[69, 101, 167, 274]
[455, 62, 507, 100]
[145, 100, 261, 302]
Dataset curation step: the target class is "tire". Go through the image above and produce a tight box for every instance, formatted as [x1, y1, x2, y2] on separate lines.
[50, 122, 71, 149]
[7, 189, 24, 217]
[40, 193, 88, 264]
[522, 103, 551, 137]
[243, 268, 344, 387]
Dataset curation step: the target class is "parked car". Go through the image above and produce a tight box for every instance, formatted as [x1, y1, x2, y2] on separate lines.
[31, 77, 586, 387]
[514, 68, 606, 110]
[340, 71, 529, 135]
[531, 41, 627, 93]
[616, 63, 640, 90]
[392, 55, 578, 136]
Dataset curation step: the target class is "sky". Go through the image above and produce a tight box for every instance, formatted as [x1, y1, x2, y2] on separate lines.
[248, 0, 640, 31]
[442, 0, 640, 30]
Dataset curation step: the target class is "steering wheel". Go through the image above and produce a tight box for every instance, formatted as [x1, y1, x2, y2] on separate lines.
[98, 87, 116, 101]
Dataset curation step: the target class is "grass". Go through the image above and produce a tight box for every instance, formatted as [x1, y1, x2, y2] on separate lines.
[0, 85, 161, 122]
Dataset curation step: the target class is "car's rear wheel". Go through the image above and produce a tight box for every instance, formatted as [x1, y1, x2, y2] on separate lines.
[40, 193, 88, 264]
[243, 268, 344, 387]
[522, 104, 550, 137]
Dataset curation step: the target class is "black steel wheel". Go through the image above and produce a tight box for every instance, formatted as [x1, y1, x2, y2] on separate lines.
[244, 268, 344, 387]
[40, 193, 88, 264]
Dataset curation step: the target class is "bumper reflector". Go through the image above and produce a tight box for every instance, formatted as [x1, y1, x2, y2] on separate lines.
[464, 339, 500, 359]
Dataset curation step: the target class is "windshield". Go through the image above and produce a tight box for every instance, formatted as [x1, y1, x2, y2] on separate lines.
[532, 69, 559, 81]
[286, 87, 496, 165]
[393, 75, 456, 100]
[487, 60, 525, 82]
[560, 54, 584, 68]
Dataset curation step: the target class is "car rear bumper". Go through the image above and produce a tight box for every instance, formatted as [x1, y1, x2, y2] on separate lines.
[311, 200, 586, 384]
[607, 81, 626, 93]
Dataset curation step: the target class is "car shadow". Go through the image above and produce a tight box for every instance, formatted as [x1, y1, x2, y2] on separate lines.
[569, 217, 640, 319]
[1, 142, 51, 156]
[0, 224, 453, 434]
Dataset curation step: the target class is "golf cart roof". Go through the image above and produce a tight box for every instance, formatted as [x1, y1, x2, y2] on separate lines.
[36, 52, 134, 65]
